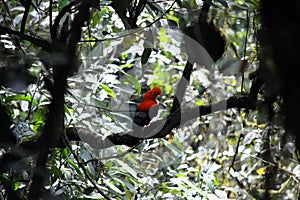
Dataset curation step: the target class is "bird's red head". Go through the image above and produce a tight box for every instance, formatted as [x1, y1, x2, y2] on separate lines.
[137, 86, 162, 111]
[143, 86, 162, 100]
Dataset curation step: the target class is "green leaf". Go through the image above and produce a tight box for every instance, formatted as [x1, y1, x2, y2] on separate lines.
[64, 105, 73, 117]
[101, 84, 116, 99]
[103, 179, 123, 194]
[195, 99, 205, 106]
[141, 48, 152, 65]
[158, 28, 171, 43]
[13, 182, 21, 190]
[58, 0, 68, 12]
[33, 107, 46, 133]
[125, 190, 134, 199]
[91, 9, 107, 27]
[68, 159, 84, 180]
[5, 95, 38, 105]
[51, 165, 63, 180]
[126, 75, 141, 95]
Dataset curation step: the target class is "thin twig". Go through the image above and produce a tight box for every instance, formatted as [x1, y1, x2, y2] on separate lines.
[1, 0, 12, 26]
[145, 0, 176, 28]
[49, 0, 53, 34]
[241, 10, 249, 92]
[78, 0, 176, 43]
[230, 133, 244, 171]
[64, 134, 112, 200]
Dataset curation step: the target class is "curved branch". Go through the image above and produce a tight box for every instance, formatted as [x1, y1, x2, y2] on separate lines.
[0, 92, 258, 177]
[51, 1, 77, 40]
[66, 93, 257, 149]
[20, 0, 32, 34]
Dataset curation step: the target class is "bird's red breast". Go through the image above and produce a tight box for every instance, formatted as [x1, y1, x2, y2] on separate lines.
[133, 86, 162, 127]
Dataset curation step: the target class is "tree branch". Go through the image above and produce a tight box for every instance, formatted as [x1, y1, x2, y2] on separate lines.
[0, 92, 258, 177]
[0, 25, 56, 52]
[167, 61, 194, 130]
[51, 1, 77, 40]
[66, 93, 257, 149]
[131, 0, 146, 27]
[20, 0, 32, 34]
[28, 1, 97, 199]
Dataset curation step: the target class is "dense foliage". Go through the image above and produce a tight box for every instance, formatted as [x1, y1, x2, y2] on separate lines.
[0, 0, 299, 199]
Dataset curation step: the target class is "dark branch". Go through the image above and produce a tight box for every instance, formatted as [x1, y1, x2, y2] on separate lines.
[66, 93, 257, 149]
[28, 1, 96, 199]
[20, 0, 32, 34]
[0, 25, 57, 52]
[0, 92, 258, 177]
[170, 61, 193, 115]
[51, 1, 77, 41]
[159, 61, 194, 134]
[131, 0, 146, 27]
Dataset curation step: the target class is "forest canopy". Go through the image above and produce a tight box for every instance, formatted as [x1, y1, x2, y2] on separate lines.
[1, 0, 300, 199]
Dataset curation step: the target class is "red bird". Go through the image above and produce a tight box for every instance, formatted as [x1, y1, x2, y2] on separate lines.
[133, 86, 162, 127]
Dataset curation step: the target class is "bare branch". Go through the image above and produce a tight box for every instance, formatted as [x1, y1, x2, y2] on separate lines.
[28, 1, 97, 199]
[20, 0, 32, 34]
[0, 25, 56, 52]
[66, 93, 257, 149]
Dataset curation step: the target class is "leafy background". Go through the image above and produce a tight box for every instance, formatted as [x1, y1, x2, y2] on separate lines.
[0, 0, 299, 199]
